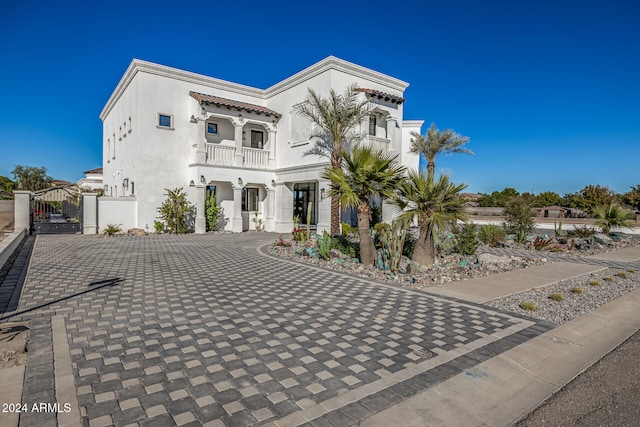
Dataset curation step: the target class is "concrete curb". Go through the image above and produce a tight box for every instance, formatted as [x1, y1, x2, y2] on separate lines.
[364, 287, 640, 426]
[0, 229, 26, 270]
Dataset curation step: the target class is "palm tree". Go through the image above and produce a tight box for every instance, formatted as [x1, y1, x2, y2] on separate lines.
[323, 146, 406, 266]
[391, 171, 468, 267]
[296, 84, 370, 235]
[409, 123, 473, 180]
[593, 204, 635, 234]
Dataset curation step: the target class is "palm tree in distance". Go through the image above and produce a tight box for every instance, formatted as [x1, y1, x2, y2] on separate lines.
[410, 123, 473, 180]
[323, 146, 406, 266]
[391, 171, 468, 267]
[593, 204, 635, 234]
[296, 84, 370, 235]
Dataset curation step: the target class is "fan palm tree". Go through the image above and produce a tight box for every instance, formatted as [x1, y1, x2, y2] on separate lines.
[593, 204, 635, 234]
[296, 84, 370, 235]
[409, 123, 473, 180]
[391, 171, 468, 267]
[323, 146, 406, 265]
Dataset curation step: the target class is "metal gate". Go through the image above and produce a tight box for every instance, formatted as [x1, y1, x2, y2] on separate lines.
[32, 187, 82, 234]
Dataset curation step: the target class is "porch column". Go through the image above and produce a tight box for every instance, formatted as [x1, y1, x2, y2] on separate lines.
[14, 191, 32, 232]
[266, 124, 277, 169]
[274, 182, 293, 233]
[316, 181, 331, 235]
[233, 118, 244, 167]
[195, 185, 206, 233]
[231, 185, 243, 232]
[264, 183, 276, 231]
[195, 116, 207, 164]
[82, 193, 98, 234]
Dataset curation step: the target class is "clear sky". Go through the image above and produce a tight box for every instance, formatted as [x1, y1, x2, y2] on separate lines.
[1, 0, 638, 195]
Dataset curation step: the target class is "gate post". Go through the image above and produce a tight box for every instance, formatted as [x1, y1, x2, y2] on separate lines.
[14, 191, 32, 233]
[82, 193, 98, 234]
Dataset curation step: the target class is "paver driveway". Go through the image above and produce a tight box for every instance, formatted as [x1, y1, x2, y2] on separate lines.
[4, 233, 552, 426]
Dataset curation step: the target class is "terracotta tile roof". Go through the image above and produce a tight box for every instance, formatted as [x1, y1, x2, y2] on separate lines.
[190, 91, 281, 118]
[84, 167, 103, 174]
[355, 88, 405, 104]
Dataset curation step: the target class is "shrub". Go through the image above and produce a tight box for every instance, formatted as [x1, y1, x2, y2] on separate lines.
[603, 276, 614, 282]
[503, 198, 535, 242]
[153, 220, 165, 234]
[205, 192, 221, 231]
[567, 225, 595, 238]
[478, 224, 506, 246]
[627, 269, 637, 273]
[274, 235, 292, 247]
[533, 236, 552, 251]
[252, 212, 264, 232]
[403, 236, 416, 258]
[549, 293, 564, 301]
[331, 235, 359, 259]
[318, 231, 332, 260]
[157, 188, 194, 234]
[103, 224, 122, 236]
[615, 272, 627, 278]
[454, 223, 479, 255]
[571, 287, 583, 294]
[520, 302, 536, 311]
[341, 223, 353, 236]
[589, 280, 601, 286]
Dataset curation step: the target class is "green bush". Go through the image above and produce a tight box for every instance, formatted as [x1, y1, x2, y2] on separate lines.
[616, 272, 627, 278]
[567, 225, 596, 238]
[341, 223, 353, 236]
[520, 302, 537, 311]
[205, 192, 221, 232]
[157, 188, 194, 234]
[603, 276, 614, 282]
[590, 280, 601, 286]
[154, 220, 165, 234]
[478, 224, 506, 246]
[331, 235, 359, 259]
[454, 223, 479, 255]
[503, 198, 535, 242]
[103, 224, 122, 236]
[627, 269, 637, 273]
[549, 293, 564, 301]
[571, 287, 583, 294]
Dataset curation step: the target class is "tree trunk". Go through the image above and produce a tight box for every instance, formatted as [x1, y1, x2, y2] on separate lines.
[357, 206, 375, 266]
[412, 223, 435, 267]
[427, 159, 435, 181]
[330, 195, 340, 236]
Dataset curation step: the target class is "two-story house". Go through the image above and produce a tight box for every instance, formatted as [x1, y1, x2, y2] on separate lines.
[99, 56, 423, 233]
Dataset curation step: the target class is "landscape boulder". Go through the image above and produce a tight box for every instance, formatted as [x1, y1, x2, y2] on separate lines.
[127, 228, 147, 236]
[593, 233, 613, 245]
[477, 252, 511, 266]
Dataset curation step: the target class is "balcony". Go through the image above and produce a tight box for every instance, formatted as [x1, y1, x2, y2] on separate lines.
[366, 136, 390, 152]
[204, 144, 270, 169]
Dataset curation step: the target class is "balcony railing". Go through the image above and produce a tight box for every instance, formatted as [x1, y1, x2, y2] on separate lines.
[367, 136, 390, 152]
[206, 144, 235, 166]
[242, 147, 270, 169]
[204, 144, 270, 169]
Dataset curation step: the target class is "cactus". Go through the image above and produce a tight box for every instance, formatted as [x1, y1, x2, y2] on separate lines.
[318, 231, 332, 260]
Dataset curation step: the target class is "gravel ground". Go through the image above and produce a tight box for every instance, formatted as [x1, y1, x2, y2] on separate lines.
[486, 268, 640, 325]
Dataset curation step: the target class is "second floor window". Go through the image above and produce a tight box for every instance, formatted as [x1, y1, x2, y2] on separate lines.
[251, 130, 264, 149]
[207, 123, 218, 134]
[369, 114, 377, 136]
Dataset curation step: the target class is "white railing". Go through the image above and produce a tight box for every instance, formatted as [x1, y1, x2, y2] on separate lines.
[206, 144, 235, 166]
[242, 148, 269, 169]
[367, 136, 390, 152]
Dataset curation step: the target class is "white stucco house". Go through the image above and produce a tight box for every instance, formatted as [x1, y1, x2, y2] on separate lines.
[99, 56, 424, 233]
[76, 167, 104, 191]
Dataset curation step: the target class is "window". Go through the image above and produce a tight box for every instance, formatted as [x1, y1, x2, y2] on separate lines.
[369, 114, 377, 136]
[158, 113, 172, 128]
[113, 133, 116, 159]
[242, 187, 259, 211]
[131, 181, 135, 195]
[107, 138, 110, 162]
[207, 123, 218, 134]
[250, 130, 264, 149]
[128, 116, 132, 133]
[289, 105, 311, 146]
[206, 185, 216, 197]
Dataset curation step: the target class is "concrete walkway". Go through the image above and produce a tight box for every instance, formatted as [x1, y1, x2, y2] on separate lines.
[0, 234, 639, 426]
[586, 245, 640, 263]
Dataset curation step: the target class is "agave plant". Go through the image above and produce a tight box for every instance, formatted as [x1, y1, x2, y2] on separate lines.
[593, 204, 635, 234]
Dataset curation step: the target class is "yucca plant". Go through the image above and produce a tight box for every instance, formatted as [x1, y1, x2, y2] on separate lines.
[478, 224, 506, 246]
[103, 224, 122, 236]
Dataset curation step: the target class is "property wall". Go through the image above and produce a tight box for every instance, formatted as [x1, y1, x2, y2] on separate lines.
[98, 197, 138, 232]
[0, 200, 14, 212]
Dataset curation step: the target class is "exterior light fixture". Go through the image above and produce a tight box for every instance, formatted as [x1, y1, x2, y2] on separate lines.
[200, 175, 206, 184]
[123, 178, 129, 188]
[189, 180, 195, 187]
[238, 178, 243, 186]
[320, 188, 326, 200]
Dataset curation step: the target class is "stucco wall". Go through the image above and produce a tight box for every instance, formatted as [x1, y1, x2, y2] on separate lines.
[98, 197, 138, 232]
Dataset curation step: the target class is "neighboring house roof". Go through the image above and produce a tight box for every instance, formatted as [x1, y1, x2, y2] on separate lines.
[189, 91, 282, 119]
[51, 179, 74, 188]
[84, 167, 103, 175]
[538, 205, 566, 210]
[355, 88, 405, 104]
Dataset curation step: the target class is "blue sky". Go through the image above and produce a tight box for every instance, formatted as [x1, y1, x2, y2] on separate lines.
[1, 0, 638, 195]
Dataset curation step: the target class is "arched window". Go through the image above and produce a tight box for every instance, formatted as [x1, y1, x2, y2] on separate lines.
[369, 114, 377, 136]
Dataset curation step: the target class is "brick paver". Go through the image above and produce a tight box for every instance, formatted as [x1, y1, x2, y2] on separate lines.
[3, 234, 552, 426]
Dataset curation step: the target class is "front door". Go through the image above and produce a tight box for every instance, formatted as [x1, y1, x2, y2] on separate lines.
[293, 183, 316, 225]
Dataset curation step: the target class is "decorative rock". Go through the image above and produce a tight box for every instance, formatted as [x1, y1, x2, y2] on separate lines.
[127, 228, 147, 236]
[477, 252, 510, 266]
[593, 233, 613, 245]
